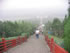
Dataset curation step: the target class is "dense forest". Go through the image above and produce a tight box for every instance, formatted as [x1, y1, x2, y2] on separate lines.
[0, 21, 36, 38]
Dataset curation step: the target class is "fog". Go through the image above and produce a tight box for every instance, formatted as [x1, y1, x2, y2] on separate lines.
[0, 0, 68, 21]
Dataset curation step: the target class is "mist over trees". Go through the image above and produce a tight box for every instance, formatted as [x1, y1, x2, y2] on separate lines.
[44, 18, 64, 37]
[0, 21, 36, 38]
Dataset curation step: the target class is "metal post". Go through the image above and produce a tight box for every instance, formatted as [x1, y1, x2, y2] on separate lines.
[2, 37, 7, 52]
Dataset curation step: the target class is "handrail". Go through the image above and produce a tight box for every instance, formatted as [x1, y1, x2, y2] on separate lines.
[45, 36, 68, 53]
[0, 36, 27, 53]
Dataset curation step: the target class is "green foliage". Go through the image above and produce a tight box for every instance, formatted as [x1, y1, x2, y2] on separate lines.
[0, 21, 36, 38]
[64, 37, 70, 52]
[52, 18, 62, 30]
[21, 33, 30, 38]
[63, 3, 70, 52]
[44, 18, 63, 37]
[63, 15, 68, 26]
[68, 8, 70, 16]
[52, 18, 63, 36]
[48, 35, 64, 47]
[21, 33, 27, 37]
[64, 17, 70, 52]
[45, 21, 52, 31]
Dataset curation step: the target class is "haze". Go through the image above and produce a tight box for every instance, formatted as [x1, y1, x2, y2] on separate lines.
[0, 0, 68, 21]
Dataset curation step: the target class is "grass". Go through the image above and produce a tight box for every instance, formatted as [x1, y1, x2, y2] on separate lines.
[0, 33, 27, 42]
[0, 36, 18, 42]
[48, 35, 64, 47]
[0, 35, 26, 42]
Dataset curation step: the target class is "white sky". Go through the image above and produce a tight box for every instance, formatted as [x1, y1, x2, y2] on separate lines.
[0, 0, 68, 21]
[3, 0, 68, 10]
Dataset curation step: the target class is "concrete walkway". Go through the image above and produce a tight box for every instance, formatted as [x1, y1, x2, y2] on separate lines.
[6, 35, 50, 53]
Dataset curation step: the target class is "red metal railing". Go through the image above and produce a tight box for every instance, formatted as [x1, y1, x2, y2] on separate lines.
[45, 36, 68, 53]
[0, 36, 27, 53]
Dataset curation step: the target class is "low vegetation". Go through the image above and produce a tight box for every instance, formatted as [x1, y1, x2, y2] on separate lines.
[48, 35, 64, 47]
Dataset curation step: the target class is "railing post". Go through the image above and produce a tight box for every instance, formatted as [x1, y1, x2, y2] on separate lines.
[12, 39, 14, 47]
[48, 38, 49, 46]
[18, 36, 21, 44]
[46, 36, 48, 43]
[2, 37, 7, 52]
[46, 36, 48, 44]
[51, 38, 54, 53]
[52, 38, 55, 53]
[12, 39, 16, 47]
[22, 37, 25, 43]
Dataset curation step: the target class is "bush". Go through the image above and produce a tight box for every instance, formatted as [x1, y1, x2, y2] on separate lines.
[48, 35, 64, 47]
[64, 18, 70, 52]
[0, 21, 36, 38]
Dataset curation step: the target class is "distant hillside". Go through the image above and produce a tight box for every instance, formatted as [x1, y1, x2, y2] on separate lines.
[23, 17, 64, 24]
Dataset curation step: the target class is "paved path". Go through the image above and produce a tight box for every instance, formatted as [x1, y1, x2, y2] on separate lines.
[5, 35, 50, 53]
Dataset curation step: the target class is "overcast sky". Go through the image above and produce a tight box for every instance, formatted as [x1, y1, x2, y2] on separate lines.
[0, 0, 68, 21]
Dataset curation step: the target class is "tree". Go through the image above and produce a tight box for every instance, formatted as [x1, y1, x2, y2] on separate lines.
[52, 18, 63, 36]
[0, 21, 4, 37]
[45, 21, 52, 33]
[0, 20, 36, 38]
[64, 1, 70, 52]
[64, 17, 70, 52]
[63, 15, 68, 26]
[63, 15, 68, 38]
